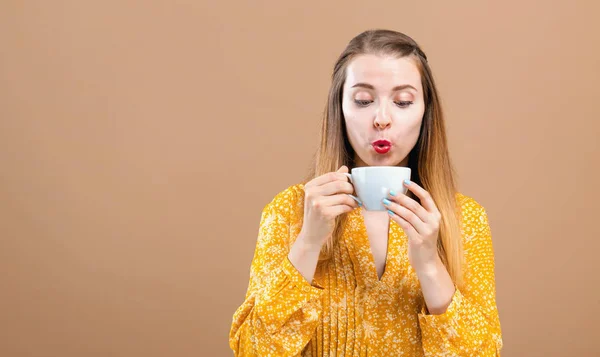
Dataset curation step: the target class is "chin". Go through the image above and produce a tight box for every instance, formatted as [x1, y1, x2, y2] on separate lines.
[357, 153, 404, 167]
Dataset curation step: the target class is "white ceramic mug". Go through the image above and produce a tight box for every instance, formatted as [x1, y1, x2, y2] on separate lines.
[344, 166, 412, 211]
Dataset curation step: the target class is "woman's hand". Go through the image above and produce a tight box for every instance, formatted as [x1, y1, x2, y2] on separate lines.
[382, 179, 442, 274]
[299, 165, 360, 250]
[289, 165, 359, 283]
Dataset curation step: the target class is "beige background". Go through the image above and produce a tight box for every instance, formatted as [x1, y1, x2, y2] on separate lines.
[1, 1, 599, 356]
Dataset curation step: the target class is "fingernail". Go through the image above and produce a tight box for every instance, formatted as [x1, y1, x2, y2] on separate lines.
[403, 179, 411, 185]
[387, 210, 394, 216]
[389, 190, 397, 196]
[382, 198, 391, 205]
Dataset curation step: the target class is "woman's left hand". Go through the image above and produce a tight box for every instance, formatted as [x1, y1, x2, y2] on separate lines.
[382, 179, 442, 274]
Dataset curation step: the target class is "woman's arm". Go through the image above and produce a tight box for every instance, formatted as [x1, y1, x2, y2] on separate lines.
[287, 231, 323, 283]
[229, 187, 323, 357]
[418, 199, 503, 356]
[384, 182, 503, 355]
[415, 257, 455, 315]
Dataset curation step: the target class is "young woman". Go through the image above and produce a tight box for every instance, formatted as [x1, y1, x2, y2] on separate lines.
[229, 29, 502, 356]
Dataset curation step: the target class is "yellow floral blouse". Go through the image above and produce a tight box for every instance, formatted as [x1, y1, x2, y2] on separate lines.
[230, 184, 502, 356]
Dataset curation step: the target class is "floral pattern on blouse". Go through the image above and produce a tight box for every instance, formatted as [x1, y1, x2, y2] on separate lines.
[230, 184, 502, 356]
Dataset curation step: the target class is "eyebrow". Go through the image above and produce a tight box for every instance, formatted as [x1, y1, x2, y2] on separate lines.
[351, 82, 418, 92]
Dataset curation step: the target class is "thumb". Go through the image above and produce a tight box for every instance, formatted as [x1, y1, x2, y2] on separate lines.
[337, 165, 349, 173]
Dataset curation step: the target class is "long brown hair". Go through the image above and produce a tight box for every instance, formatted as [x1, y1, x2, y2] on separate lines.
[303, 29, 464, 288]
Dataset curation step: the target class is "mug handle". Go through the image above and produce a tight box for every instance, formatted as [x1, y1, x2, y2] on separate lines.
[343, 173, 363, 206]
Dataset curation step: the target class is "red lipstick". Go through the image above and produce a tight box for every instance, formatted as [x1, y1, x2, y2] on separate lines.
[372, 139, 392, 154]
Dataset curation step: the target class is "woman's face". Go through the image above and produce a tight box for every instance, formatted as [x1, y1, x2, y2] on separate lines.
[342, 54, 425, 168]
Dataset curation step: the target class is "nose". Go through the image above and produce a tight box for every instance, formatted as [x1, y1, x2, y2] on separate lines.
[374, 102, 392, 129]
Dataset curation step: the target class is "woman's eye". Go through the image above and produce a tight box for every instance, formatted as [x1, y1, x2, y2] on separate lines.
[395, 101, 414, 108]
[354, 99, 373, 107]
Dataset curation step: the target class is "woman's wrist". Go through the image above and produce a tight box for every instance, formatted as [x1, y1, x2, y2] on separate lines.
[413, 256, 445, 279]
[294, 230, 325, 253]
[414, 256, 455, 315]
[287, 231, 323, 284]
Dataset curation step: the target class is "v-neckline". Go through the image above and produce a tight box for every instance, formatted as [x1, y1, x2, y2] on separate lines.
[352, 207, 398, 286]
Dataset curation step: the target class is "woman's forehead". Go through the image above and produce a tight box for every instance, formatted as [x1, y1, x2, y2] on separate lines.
[345, 54, 422, 92]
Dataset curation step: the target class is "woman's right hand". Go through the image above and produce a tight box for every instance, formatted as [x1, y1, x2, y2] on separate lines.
[299, 165, 360, 249]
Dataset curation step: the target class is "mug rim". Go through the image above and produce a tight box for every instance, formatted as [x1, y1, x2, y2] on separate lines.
[351, 166, 411, 173]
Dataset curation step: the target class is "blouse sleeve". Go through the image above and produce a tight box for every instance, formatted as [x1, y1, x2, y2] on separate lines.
[418, 198, 503, 356]
[229, 187, 323, 357]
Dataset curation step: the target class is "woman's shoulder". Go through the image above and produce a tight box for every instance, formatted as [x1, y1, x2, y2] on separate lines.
[455, 192, 486, 213]
[263, 183, 306, 215]
[268, 183, 305, 205]
[455, 192, 492, 239]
